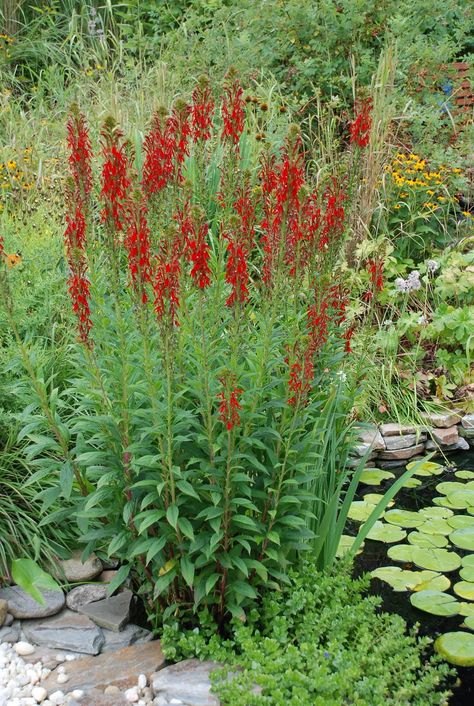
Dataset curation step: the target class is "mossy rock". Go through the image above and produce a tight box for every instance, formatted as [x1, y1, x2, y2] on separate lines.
[435, 631, 474, 667]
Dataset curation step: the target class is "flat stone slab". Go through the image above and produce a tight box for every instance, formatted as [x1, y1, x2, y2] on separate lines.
[42, 640, 165, 693]
[378, 443, 425, 461]
[380, 423, 417, 437]
[0, 621, 20, 643]
[460, 427, 474, 440]
[102, 622, 153, 652]
[58, 550, 103, 583]
[0, 598, 8, 626]
[79, 589, 132, 632]
[461, 414, 474, 429]
[66, 584, 109, 612]
[152, 659, 220, 705]
[420, 411, 462, 428]
[355, 427, 385, 451]
[20, 645, 88, 670]
[0, 585, 65, 619]
[384, 433, 426, 451]
[426, 437, 469, 452]
[22, 609, 105, 655]
[431, 425, 459, 446]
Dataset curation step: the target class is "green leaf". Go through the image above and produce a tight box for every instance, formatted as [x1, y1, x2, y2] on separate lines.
[107, 564, 131, 596]
[11, 558, 62, 606]
[181, 556, 195, 588]
[177, 517, 195, 540]
[166, 504, 179, 530]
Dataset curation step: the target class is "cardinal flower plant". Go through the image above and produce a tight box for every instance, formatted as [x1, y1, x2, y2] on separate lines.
[2, 72, 370, 627]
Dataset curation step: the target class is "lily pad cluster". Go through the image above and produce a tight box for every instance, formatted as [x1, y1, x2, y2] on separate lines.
[350, 458, 474, 667]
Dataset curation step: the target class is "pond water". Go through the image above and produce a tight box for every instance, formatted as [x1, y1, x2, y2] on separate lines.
[354, 451, 474, 705]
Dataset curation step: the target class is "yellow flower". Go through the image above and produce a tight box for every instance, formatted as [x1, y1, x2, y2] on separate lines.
[452, 168, 462, 174]
[7, 160, 16, 169]
[394, 204, 401, 209]
[462, 211, 473, 218]
[400, 192, 408, 198]
[85, 69, 94, 77]
[438, 196, 446, 201]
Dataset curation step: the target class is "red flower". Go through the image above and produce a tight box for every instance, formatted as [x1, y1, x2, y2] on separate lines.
[142, 110, 174, 195]
[153, 227, 182, 325]
[68, 269, 92, 345]
[167, 99, 191, 178]
[320, 179, 345, 251]
[367, 257, 384, 291]
[349, 98, 372, 148]
[100, 119, 131, 232]
[225, 239, 249, 307]
[124, 198, 152, 303]
[185, 207, 211, 289]
[0, 234, 4, 258]
[191, 76, 214, 142]
[218, 378, 243, 430]
[221, 71, 245, 146]
[66, 107, 93, 206]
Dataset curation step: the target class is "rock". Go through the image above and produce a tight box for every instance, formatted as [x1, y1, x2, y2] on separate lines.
[98, 570, 119, 584]
[3, 612, 14, 626]
[378, 459, 411, 469]
[42, 640, 165, 693]
[380, 423, 417, 437]
[384, 433, 426, 451]
[426, 437, 469, 452]
[13, 641, 35, 656]
[0, 586, 65, 619]
[461, 414, 474, 429]
[58, 550, 102, 583]
[125, 688, 139, 703]
[20, 645, 86, 670]
[460, 427, 474, 440]
[32, 686, 48, 703]
[355, 426, 385, 451]
[352, 444, 378, 459]
[66, 584, 109, 612]
[0, 598, 8, 626]
[79, 589, 132, 632]
[101, 622, 153, 652]
[105, 686, 122, 696]
[0, 621, 20, 643]
[57, 672, 70, 684]
[378, 444, 425, 461]
[77, 688, 128, 706]
[151, 659, 220, 705]
[431, 425, 459, 446]
[420, 411, 462, 428]
[22, 609, 105, 655]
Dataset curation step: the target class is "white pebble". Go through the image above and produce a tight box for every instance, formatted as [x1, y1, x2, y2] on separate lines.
[137, 674, 147, 690]
[170, 700, 183, 705]
[124, 687, 139, 703]
[55, 654, 66, 662]
[49, 691, 65, 705]
[14, 642, 36, 657]
[56, 673, 69, 684]
[70, 690, 84, 700]
[65, 655, 76, 662]
[32, 686, 48, 702]
[56, 665, 65, 674]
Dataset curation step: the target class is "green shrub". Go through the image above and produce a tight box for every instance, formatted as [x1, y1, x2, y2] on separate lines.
[162, 562, 453, 706]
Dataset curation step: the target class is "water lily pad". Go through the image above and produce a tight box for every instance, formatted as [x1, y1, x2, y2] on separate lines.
[454, 581, 474, 601]
[387, 544, 415, 564]
[407, 460, 443, 477]
[402, 478, 422, 489]
[371, 567, 449, 592]
[407, 531, 448, 548]
[459, 602, 474, 617]
[436, 481, 465, 496]
[348, 501, 380, 522]
[410, 572, 450, 592]
[456, 471, 474, 480]
[336, 534, 364, 557]
[363, 493, 394, 507]
[360, 469, 395, 486]
[419, 506, 454, 520]
[432, 496, 460, 509]
[462, 555, 474, 569]
[412, 547, 461, 572]
[418, 518, 453, 536]
[464, 616, 474, 630]
[410, 590, 459, 616]
[435, 631, 474, 667]
[449, 526, 474, 550]
[447, 515, 474, 530]
[366, 522, 406, 544]
[385, 509, 425, 528]
[460, 566, 474, 582]
[447, 490, 474, 509]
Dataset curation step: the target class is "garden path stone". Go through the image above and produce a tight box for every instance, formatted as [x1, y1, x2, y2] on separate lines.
[380, 423, 417, 436]
[58, 550, 102, 582]
[42, 640, 165, 693]
[461, 414, 474, 429]
[431, 425, 459, 446]
[20, 645, 88, 670]
[152, 659, 221, 705]
[420, 411, 462, 428]
[101, 622, 153, 651]
[0, 585, 65, 619]
[79, 589, 132, 632]
[22, 608, 105, 654]
[384, 433, 426, 450]
[0, 620, 20, 643]
[379, 444, 425, 460]
[66, 583, 109, 612]
[0, 598, 7, 626]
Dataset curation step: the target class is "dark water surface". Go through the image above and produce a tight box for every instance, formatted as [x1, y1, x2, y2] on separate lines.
[355, 451, 474, 705]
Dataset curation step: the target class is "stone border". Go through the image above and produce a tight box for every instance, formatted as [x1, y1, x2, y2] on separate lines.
[353, 412, 473, 469]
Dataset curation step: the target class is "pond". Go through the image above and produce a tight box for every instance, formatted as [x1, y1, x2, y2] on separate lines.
[353, 451, 474, 705]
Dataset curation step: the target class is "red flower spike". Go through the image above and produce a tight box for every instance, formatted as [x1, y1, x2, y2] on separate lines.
[191, 76, 214, 142]
[221, 71, 245, 146]
[320, 179, 346, 251]
[185, 207, 211, 290]
[349, 97, 372, 148]
[225, 240, 249, 307]
[218, 377, 243, 430]
[66, 107, 93, 206]
[153, 226, 182, 326]
[100, 119, 131, 232]
[124, 198, 153, 303]
[142, 109, 174, 196]
[166, 99, 191, 179]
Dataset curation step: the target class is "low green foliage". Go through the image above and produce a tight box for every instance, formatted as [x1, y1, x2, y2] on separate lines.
[162, 562, 453, 705]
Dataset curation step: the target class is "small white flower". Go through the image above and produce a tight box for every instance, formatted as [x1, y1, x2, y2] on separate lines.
[417, 315, 426, 324]
[336, 370, 347, 383]
[426, 259, 439, 273]
[394, 277, 407, 292]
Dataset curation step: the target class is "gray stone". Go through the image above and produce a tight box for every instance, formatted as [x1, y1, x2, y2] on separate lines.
[431, 425, 459, 446]
[380, 423, 417, 437]
[420, 411, 462, 428]
[152, 659, 220, 705]
[355, 426, 385, 451]
[101, 622, 153, 652]
[378, 459, 413, 469]
[0, 598, 7, 626]
[352, 444, 378, 459]
[58, 550, 103, 583]
[461, 414, 474, 429]
[79, 589, 132, 632]
[460, 427, 474, 439]
[22, 609, 105, 655]
[0, 620, 20, 643]
[426, 437, 469, 452]
[20, 645, 88, 670]
[384, 434, 426, 451]
[66, 584, 109, 612]
[378, 443, 425, 461]
[4, 613, 14, 626]
[0, 585, 65, 619]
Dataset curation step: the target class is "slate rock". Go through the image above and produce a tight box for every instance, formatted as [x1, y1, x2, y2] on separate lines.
[431, 425, 459, 446]
[420, 411, 462, 428]
[0, 585, 65, 619]
[378, 443, 425, 460]
[22, 609, 105, 655]
[101, 622, 153, 652]
[426, 437, 469, 452]
[380, 423, 417, 437]
[355, 426, 385, 451]
[58, 550, 103, 583]
[0, 598, 7, 626]
[384, 433, 426, 451]
[378, 458, 413, 469]
[152, 659, 220, 705]
[79, 589, 132, 632]
[42, 640, 164, 693]
[20, 645, 87, 670]
[66, 584, 109, 612]
[461, 414, 474, 429]
[4, 613, 14, 626]
[0, 620, 20, 643]
[460, 427, 474, 440]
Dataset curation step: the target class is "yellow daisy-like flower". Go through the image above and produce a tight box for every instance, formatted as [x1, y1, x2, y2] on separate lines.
[7, 160, 16, 169]
[427, 189, 435, 195]
[394, 204, 402, 209]
[437, 196, 446, 201]
[462, 211, 473, 218]
[452, 168, 462, 174]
